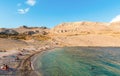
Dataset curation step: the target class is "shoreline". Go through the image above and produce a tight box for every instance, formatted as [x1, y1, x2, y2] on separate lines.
[17, 46, 56, 76]
[31, 47, 60, 76]
[1, 45, 120, 75]
[30, 49, 48, 76]
[0, 43, 56, 76]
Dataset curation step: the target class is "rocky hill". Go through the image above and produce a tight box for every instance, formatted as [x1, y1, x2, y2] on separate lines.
[0, 26, 50, 42]
[1, 22, 120, 47]
[51, 21, 113, 35]
[0, 26, 50, 50]
[0, 26, 49, 35]
[50, 21, 120, 46]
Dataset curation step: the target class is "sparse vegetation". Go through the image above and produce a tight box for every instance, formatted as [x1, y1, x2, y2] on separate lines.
[0, 34, 50, 41]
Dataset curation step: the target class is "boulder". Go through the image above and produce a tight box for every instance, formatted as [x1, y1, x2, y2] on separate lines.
[23, 31, 36, 35]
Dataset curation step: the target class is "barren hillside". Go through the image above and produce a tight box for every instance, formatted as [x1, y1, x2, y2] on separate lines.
[50, 21, 120, 46]
[1, 21, 120, 48]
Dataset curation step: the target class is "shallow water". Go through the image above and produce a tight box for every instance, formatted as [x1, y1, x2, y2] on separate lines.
[33, 47, 120, 76]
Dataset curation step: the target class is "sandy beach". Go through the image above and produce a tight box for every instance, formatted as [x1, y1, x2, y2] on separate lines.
[0, 41, 55, 76]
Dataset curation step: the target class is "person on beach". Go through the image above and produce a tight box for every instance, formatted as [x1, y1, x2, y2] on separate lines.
[0, 64, 9, 70]
[0, 64, 5, 70]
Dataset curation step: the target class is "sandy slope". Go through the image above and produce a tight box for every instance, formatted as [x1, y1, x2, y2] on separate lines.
[51, 34, 120, 46]
[0, 38, 28, 50]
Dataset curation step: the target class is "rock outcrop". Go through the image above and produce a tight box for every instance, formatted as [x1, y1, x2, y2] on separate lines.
[14, 26, 49, 35]
[0, 29, 18, 35]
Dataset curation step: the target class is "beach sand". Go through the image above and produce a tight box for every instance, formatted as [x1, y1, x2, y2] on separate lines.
[0, 38, 55, 76]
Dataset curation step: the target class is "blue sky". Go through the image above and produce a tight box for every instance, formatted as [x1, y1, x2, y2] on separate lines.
[0, 0, 120, 28]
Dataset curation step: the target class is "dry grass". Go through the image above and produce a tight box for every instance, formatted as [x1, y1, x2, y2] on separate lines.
[0, 34, 51, 41]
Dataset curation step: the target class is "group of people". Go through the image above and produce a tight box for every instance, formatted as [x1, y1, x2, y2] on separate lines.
[0, 64, 9, 71]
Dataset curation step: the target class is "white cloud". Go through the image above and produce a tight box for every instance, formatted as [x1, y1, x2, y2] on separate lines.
[111, 15, 120, 23]
[26, 0, 36, 6]
[17, 0, 37, 14]
[17, 8, 30, 14]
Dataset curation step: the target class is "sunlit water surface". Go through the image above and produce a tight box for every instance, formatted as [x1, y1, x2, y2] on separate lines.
[33, 47, 120, 76]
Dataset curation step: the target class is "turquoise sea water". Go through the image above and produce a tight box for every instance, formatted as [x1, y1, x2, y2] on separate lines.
[33, 47, 120, 76]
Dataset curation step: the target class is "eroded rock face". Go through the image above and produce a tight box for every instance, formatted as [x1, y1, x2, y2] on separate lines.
[51, 22, 110, 35]
[0, 29, 18, 35]
[50, 21, 120, 46]
[13, 25, 49, 35]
